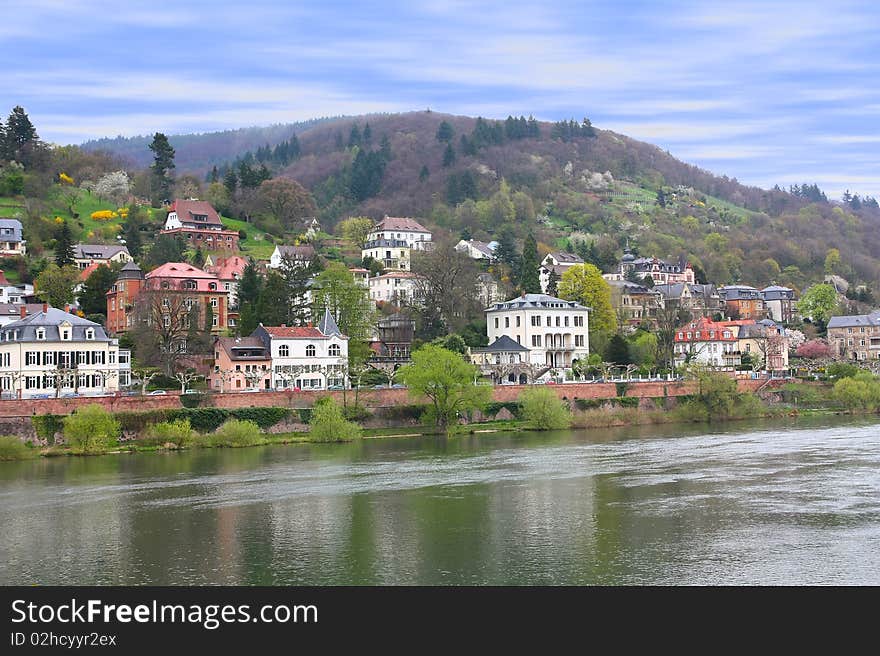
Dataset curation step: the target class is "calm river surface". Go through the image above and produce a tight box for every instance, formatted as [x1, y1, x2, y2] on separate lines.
[1, 415, 879, 585]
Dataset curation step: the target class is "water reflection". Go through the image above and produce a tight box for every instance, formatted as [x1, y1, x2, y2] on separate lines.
[1, 415, 879, 585]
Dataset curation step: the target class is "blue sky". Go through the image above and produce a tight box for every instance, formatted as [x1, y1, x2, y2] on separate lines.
[3, 0, 879, 198]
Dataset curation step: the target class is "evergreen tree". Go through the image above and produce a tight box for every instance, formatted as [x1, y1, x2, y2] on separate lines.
[379, 135, 392, 161]
[604, 334, 631, 365]
[419, 165, 430, 182]
[348, 123, 361, 148]
[122, 205, 145, 258]
[546, 268, 560, 296]
[191, 247, 205, 268]
[520, 233, 540, 294]
[436, 121, 454, 142]
[54, 221, 76, 267]
[78, 264, 118, 317]
[223, 168, 237, 194]
[442, 143, 456, 167]
[334, 131, 344, 150]
[148, 132, 175, 203]
[362, 122, 372, 146]
[349, 150, 387, 201]
[209, 166, 219, 183]
[3, 106, 42, 167]
[145, 234, 186, 268]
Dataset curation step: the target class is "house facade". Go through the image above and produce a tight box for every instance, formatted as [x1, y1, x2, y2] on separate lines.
[73, 244, 132, 270]
[718, 285, 766, 320]
[253, 310, 349, 390]
[0, 219, 26, 256]
[827, 311, 880, 360]
[761, 286, 795, 323]
[485, 293, 590, 370]
[737, 319, 790, 371]
[455, 239, 496, 261]
[0, 306, 130, 399]
[604, 250, 695, 286]
[362, 217, 433, 272]
[208, 336, 272, 392]
[470, 335, 532, 384]
[539, 252, 584, 294]
[653, 282, 721, 316]
[608, 280, 661, 329]
[161, 199, 239, 251]
[369, 271, 425, 306]
[673, 317, 742, 368]
[105, 261, 145, 334]
[205, 255, 247, 308]
[268, 244, 316, 270]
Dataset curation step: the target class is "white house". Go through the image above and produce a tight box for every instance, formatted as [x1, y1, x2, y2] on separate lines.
[268, 244, 316, 270]
[252, 309, 348, 390]
[369, 271, 425, 306]
[0, 219, 26, 257]
[539, 252, 583, 293]
[0, 270, 26, 304]
[362, 217, 433, 272]
[485, 293, 590, 371]
[455, 239, 497, 261]
[0, 305, 130, 399]
[72, 244, 132, 270]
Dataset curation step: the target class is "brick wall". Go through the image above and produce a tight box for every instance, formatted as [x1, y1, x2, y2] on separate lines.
[0, 379, 786, 419]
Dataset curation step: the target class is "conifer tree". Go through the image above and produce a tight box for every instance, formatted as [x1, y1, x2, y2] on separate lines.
[148, 132, 175, 203]
[520, 233, 541, 294]
[54, 221, 76, 267]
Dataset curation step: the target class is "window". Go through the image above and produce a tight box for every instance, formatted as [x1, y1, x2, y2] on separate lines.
[212, 315, 218, 327]
[25, 351, 38, 366]
[531, 335, 542, 347]
[329, 344, 341, 357]
[306, 344, 316, 357]
[61, 329, 69, 340]
[546, 316, 551, 326]
[209, 283, 217, 291]
[564, 316, 569, 327]
[531, 316, 540, 326]
[279, 345, 289, 357]
[575, 335, 584, 347]
[162, 297, 170, 308]
[516, 316, 521, 328]
[505, 317, 510, 328]
[85, 328, 94, 340]
[35, 328, 45, 340]
[494, 318, 499, 329]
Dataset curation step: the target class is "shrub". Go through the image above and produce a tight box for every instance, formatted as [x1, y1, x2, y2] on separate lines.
[613, 396, 639, 408]
[377, 404, 427, 421]
[0, 436, 37, 461]
[483, 401, 522, 417]
[228, 407, 290, 428]
[832, 374, 880, 412]
[209, 419, 264, 447]
[574, 398, 604, 411]
[143, 419, 198, 448]
[827, 362, 860, 380]
[31, 414, 63, 444]
[309, 398, 362, 442]
[179, 393, 204, 408]
[519, 387, 572, 430]
[63, 404, 121, 453]
[297, 409, 313, 423]
[615, 381, 629, 397]
[342, 404, 372, 422]
[115, 410, 171, 435]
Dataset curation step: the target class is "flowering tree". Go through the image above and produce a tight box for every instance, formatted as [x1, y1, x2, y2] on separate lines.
[94, 170, 131, 205]
[796, 339, 832, 359]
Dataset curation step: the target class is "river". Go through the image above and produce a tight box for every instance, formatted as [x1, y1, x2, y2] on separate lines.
[1, 415, 878, 585]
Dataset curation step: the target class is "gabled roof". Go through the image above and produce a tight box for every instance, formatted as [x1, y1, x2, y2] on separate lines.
[0, 307, 111, 342]
[169, 199, 223, 226]
[79, 261, 103, 282]
[274, 244, 316, 260]
[73, 244, 130, 260]
[261, 326, 328, 339]
[216, 336, 270, 361]
[145, 263, 222, 292]
[488, 293, 590, 312]
[375, 216, 431, 233]
[827, 310, 880, 329]
[0, 219, 24, 241]
[205, 255, 247, 280]
[546, 251, 583, 264]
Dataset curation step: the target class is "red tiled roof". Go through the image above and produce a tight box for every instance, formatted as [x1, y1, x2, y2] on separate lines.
[376, 216, 430, 233]
[263, 326, 327, 338]
[170, 199, 223, 226]
[0, 270, 11, 286]
[674, 317, 755, 342]
[206, 256, 247, 280]
[79, 262, 102, 281]
[145, 262, 223, 293]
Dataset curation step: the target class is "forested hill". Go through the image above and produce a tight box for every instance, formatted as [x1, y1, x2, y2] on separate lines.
[80, 116, 342, 171]
[84, 110, 880, 292]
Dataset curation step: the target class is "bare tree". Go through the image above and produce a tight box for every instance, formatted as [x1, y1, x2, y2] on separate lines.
[212, 368, 235, 393]
[131, 367, 160, 395]
[174, 371, 203, 394]
[132, 288, 194, 375]
[243, 366, 269, 390]
[410, 240, 482, 336]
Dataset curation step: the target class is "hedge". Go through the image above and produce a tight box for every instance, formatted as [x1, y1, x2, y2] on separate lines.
[375, 404, 428, 421]
[31, 414, 64, 443]
[483, 401, 522, 418]
[115, 407, 292, 436]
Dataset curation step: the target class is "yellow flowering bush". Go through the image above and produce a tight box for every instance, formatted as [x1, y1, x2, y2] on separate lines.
[91, 210, 119, 221]
[59, 172, 74, 185]
[54, 216, 65, 224]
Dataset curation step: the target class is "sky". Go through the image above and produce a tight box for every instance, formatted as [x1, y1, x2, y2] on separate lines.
[3, 0, 879, 198]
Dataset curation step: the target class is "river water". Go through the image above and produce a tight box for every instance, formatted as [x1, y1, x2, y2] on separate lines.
[1, 415, 878, 585]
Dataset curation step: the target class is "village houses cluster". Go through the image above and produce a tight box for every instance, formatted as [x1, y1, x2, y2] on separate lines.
[0, 195, 876, 400]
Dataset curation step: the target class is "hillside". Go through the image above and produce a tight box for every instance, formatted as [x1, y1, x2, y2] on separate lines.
[80, 117, 342, 172]
[76, 110, 880, 293]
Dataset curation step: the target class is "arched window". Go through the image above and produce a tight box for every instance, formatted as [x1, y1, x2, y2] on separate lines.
[329, 344, 340, 357]
[279, 345, 289, 357]
[306, 344, 316, 357]
[209, 282, 217, 291]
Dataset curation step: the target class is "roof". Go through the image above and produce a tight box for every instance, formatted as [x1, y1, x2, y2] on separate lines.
[117, 260, 144, 281]
[216, 336, 270, 361]
[654, 282, 717, 299]
[0, 270, 11, 286]
[546, 252, 584, 264]
[0, 219, 24, 241]
[274, 244, 316, 260]
[719, 285, 761, 300]
[761, 285, 794, 300]
[458, 239, 496, 257]
[261, 326, 329, 339]
[79, 261, 103, 282]
[363, 238, 410, 249]
[607, 280, 657, 294]
[145, 263, 222, 293]
[487, 293, 590, 312]
[477, 335, 529, 352]
[0, 303, 43, 318]
[317, 308, 342, 337]
[371, 271, 422, 280]
[675, 316, 746, 342]
[205, 255, 247, 281]
[73, 244, 130, 260]
[827, 310, 880, 329]
[0, 307, 111, 342]
[169, 199, 223, 227]
[375, 216, 431, 233]
[348, 267, 369, 273]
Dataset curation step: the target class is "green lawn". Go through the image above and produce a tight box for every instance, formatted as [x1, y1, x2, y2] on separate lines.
[219, 215, 275, 260]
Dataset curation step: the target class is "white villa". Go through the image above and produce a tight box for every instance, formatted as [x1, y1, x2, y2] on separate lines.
[369, 271, 424, 305]
[0, 219, 26, 257]
[485, 293, 590, 370]
[252, 310, 349, 390]
[0, 305, 130, 399]
[539, 252, 583, 293]
[362, 217, 433, 271]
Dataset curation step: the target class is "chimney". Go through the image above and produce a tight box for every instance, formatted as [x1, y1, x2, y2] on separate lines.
[64, 304, 70, 313]
[20, 305, 27, 319]
[280, 324, 286, 328]
[42, 302, 48, 313]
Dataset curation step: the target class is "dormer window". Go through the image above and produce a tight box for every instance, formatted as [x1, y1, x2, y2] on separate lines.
[35, 328, 45, 340]
[85, 328, 95, 340]
[61, 329, 70, 340]
[209, 282, 217, 291]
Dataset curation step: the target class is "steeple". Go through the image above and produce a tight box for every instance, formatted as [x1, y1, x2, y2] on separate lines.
[317, 308, 341, 337]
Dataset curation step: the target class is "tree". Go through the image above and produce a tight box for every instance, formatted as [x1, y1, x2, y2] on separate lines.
[519, 233, 540, 293]
[311, 262, 375, 342]
[78, 263, 118, 316]
[3, 106, 44, 167]
[35, 263, 79, 307]
[309, 397, 362, 442]
[419, 165, 430, 182]
[144, 233, 186, 268]
[349, 149, 387, 201]
[63, 404, 120, 453]
[256, 256, 314, 327]
[796, 339, 831, 359]
[174, 370, 202, 394]
[54, 221, 76, 267]
[442, 143, 456, 167]
[338, 216, 374, 249]
[519, 387, 572, 430]
[410, 241, 482, 336]
[122, 204, 145, 258]
[436, 121, 454, 142]
[148, 132, 175, 203]
[557, 264, 616, 334]
[824, 248, 841, 275]
[546, 268, 560, 296]
[397, 345, 491, 433]
[604, 334, 631, 365]
[797, 284, 839, 327]
[94, 170, 131, 205]
[629, 331, 658, 368]
[206, 182, 231, 214]
[131, 289, 192, 375]
[257, 178, 317, 231]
